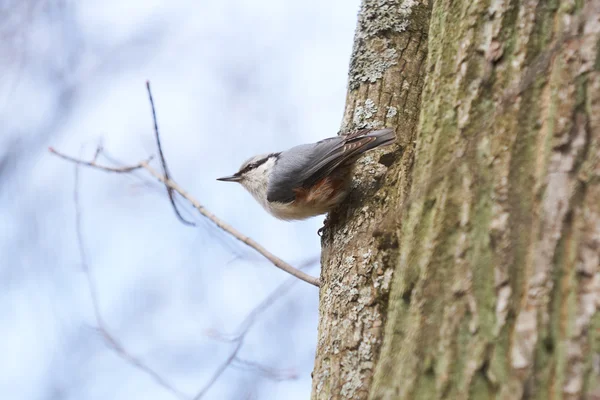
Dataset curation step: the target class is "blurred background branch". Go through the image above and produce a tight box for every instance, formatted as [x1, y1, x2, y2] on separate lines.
[72, 154, 316, 399]
[49, 80, 320, 287]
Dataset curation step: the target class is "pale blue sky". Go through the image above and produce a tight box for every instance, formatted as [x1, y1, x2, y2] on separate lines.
[0, 1, 360, 399]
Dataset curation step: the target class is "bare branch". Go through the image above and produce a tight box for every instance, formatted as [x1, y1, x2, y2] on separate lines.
[233, 273, 303, 339]
[50, 147, 151, 173]
[51, 82, 320, 287]
[192, 340, 244, 400]
[140, 161, 321, 287]
[50, 149, 321, 287]
[232, 358, 298, 381]
[145, 80, 195, 226]
[92, 143, 103, 163]
[50, 81, 320, 399]
[72, 162, 188, 400]
[196, 260, 314, 399]
[71, 158, 312, 400]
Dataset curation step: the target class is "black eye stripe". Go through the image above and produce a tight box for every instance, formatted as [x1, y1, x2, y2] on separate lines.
[237, 152, 280, 175]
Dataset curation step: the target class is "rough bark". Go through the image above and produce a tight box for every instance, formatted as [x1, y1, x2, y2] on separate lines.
[312, 1, 431, 398]
[313, 0, 600, 399]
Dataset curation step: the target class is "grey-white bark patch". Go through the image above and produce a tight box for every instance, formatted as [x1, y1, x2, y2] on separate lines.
[386, 106, 398, 118]
[349, 40, 398, 90]
[315, 0, 430, 397]
[353, 99, 382, 129]
[348, 0, 421, 89]
[494, 284, 511, 335]
[357, 0, 419, 38]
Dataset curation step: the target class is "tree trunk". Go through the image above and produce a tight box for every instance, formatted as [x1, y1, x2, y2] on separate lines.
[313, 0, 600, 399]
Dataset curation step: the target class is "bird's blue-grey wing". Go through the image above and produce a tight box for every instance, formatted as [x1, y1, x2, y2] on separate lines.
[266, 138, 342, 203]
[296, 128, 395, 187]
[266, 128, 395, 203]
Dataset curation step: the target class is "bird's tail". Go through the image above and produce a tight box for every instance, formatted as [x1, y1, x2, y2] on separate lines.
[355, 128, 396, 153]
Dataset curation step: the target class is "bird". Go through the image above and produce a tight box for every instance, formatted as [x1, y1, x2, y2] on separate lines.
[217, 128, 396, 220]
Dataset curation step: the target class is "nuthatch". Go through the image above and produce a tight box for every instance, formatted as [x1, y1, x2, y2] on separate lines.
[217, 128, 395, 220]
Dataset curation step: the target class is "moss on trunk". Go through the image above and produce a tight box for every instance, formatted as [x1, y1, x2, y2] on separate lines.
[313, 0, 600, 399]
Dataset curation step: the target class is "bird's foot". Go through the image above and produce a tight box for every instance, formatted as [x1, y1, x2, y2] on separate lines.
[317, 215, 330, 237]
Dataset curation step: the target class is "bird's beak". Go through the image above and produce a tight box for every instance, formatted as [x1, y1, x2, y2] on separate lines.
[217, 175, 241, 182]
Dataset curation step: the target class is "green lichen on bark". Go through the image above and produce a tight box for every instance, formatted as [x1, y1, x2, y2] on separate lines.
[313, 0, 599, 398]
[369, 0, 600, 399]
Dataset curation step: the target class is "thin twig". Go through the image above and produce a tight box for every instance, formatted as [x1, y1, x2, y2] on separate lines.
[74, 160, 102, 325]
[146, 81, 195, 226]
[50, 147, 151, 173]
[232, 273, 302, 339]
[196, 262, 313, 398]
[51, 81, 320, 287]
[232, 358, 297, 381]
[206, 259, 316, 346]
[51, 148, 320, 287]
[139, 161, 321, 287]
[192, 340, 244, 400]
[92, 143, 103, 163]
[72, 160, 313, 400]
[72, 163, 188, 400]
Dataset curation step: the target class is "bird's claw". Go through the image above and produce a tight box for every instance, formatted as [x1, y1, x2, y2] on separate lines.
[318, 214, 331, 237]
